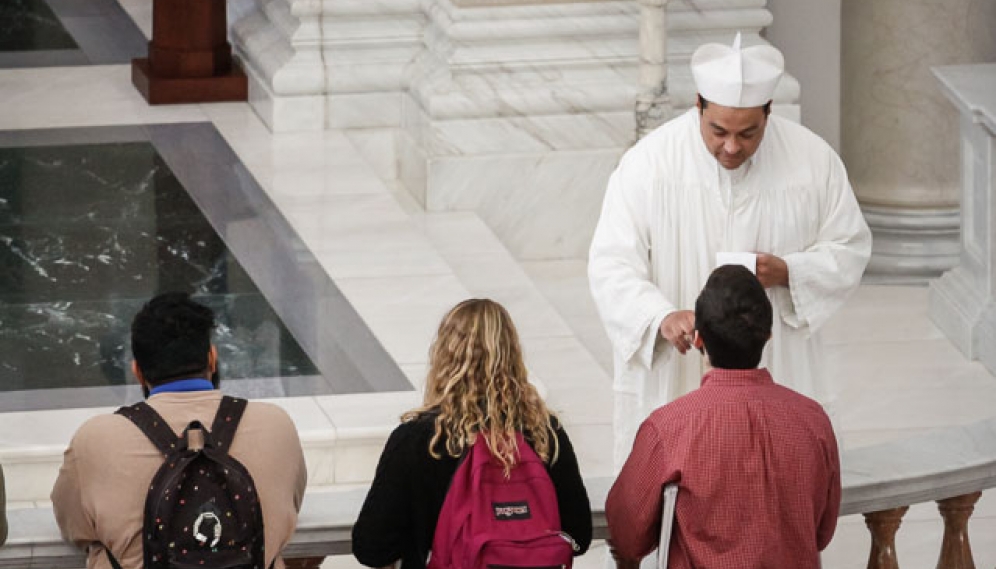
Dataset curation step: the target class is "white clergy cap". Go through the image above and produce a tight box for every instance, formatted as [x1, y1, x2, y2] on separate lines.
[691, 33, 784, 108]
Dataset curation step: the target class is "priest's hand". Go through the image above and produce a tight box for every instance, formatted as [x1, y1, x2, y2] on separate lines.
[660, 310, 695, 354]
[755, 253, 789, 288]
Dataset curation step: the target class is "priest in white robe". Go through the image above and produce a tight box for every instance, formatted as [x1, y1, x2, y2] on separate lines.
[589, 35, 872, 467]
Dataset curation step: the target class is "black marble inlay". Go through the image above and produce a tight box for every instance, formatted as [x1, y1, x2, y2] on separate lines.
[0, 0, 145, 68]
[0, 123, 411, 411]
[0, 0, 78, 52]
[0, 141, 319, 392]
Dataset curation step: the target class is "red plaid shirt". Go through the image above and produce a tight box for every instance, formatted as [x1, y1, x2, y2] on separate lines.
[606, 368, 840, 568]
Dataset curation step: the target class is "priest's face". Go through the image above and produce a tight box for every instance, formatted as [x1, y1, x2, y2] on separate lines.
[697, 98, 769, 170]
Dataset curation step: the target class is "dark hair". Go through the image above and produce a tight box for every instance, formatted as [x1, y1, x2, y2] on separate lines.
[698, 94, 772, 117]
[694, 265, 772, 369]
[131, 292, 215, 385]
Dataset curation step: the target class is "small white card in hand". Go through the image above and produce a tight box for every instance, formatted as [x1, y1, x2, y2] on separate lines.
[716, 252, 757, 274]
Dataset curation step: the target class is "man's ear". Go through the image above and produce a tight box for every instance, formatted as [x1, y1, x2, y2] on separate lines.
[207, 345, 218, 375]
[131, 360, 148, 389]
[693, 330, 704, 350]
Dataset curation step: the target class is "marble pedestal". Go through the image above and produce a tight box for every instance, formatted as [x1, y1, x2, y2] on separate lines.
[929, 64, 996, 375]
[231, 0, 422, 132]
[132, 0, 247, 104]
[398, 0, 800, 260]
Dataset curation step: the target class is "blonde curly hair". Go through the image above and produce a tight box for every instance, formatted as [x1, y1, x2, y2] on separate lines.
[403, 299, 558, 475]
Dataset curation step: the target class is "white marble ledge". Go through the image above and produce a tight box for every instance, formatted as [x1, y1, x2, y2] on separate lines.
[932, 64, 996, 135]
[0, 479, 609, 568]
[0, 66, 207, 132]
[0, 394, 384, 502]
[318, 0, 419, 17]
[8, 416, 996, 569]
[429, 0, 635, 22]
[840, 415, 996, 515]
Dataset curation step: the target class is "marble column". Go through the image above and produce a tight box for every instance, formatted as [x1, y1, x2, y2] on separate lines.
[841, 0, 996, 283]
[635, 0, 671, 139]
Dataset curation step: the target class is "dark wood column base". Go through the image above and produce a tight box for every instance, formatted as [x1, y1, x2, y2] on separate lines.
[132, 58, 248, 105]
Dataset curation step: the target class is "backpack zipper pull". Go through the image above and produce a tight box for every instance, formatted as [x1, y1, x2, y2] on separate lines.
[551, 530, 580, 552]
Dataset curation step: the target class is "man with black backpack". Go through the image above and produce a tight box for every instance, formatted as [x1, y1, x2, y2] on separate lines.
[53, 292, 308, 569]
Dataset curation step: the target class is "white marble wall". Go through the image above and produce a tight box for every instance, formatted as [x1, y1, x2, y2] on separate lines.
[232, 0, 800, 259]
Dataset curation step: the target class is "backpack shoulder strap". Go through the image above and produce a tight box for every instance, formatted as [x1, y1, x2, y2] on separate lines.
[115, 402, 179, 455]
[209, 396, 248, 451]
[105, 548, 123, 569]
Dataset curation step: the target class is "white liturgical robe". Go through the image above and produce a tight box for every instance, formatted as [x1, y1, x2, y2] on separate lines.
[589, 108, 872, 466]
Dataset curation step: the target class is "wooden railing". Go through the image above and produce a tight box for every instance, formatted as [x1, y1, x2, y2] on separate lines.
[3, 416, 995, 568]
[838, 415, 996, 569]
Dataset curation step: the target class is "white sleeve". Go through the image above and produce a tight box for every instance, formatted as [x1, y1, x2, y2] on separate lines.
[781, 152, 872, 331]
[588, 149, 675, 369]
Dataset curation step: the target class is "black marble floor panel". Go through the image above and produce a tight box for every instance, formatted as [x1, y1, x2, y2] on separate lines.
[0, 124, 411, 411]
[0, 0, 145, 68]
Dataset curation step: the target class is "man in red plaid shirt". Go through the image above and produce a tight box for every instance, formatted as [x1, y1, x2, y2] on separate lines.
[605, 265, 840, 569]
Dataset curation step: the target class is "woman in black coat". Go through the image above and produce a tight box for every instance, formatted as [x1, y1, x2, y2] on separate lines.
[352, 298, 593, 569]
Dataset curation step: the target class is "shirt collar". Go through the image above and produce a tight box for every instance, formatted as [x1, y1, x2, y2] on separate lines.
[718, 156, 753, 185]
[700, 367, 774, 388]
[148, 377, 215, 396]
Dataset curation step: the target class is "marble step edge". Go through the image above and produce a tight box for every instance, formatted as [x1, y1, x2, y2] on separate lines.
[0, 390, 421, 503]
[0, 386, 611, 504]
[271, 130, 613, 410]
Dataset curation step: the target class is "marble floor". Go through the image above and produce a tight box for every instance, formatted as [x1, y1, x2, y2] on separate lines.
[1, 2, 995, 568]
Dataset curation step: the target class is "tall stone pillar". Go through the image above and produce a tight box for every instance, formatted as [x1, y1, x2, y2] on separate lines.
[635, 0, 671, 139]
[841, 0, 996, 283]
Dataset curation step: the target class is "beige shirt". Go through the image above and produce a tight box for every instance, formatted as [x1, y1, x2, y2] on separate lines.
[52, 391, 307, 569]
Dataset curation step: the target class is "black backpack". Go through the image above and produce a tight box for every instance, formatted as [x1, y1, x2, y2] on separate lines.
[108, 396, 267, 569]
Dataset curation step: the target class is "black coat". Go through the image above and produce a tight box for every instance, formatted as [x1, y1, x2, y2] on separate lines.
[351, 411, 593, 569]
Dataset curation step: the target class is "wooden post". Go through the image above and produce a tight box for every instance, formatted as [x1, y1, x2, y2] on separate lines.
[131, 0, 247, 104]
[936, 492, 982, 569]
[864, 506, 909, 569]
[284, 557, 326, 569]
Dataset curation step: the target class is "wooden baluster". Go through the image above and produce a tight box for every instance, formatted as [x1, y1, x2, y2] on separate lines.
[936, 492, 982, 569]
[864, 506, 909, 569]
[284, 556, 326, 569]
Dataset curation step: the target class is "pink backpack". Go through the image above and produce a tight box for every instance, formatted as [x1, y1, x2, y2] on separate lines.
[427, 432, 576, 569]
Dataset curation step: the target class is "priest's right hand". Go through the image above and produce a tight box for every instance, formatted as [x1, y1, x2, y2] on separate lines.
[660, 310, 696, 354]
